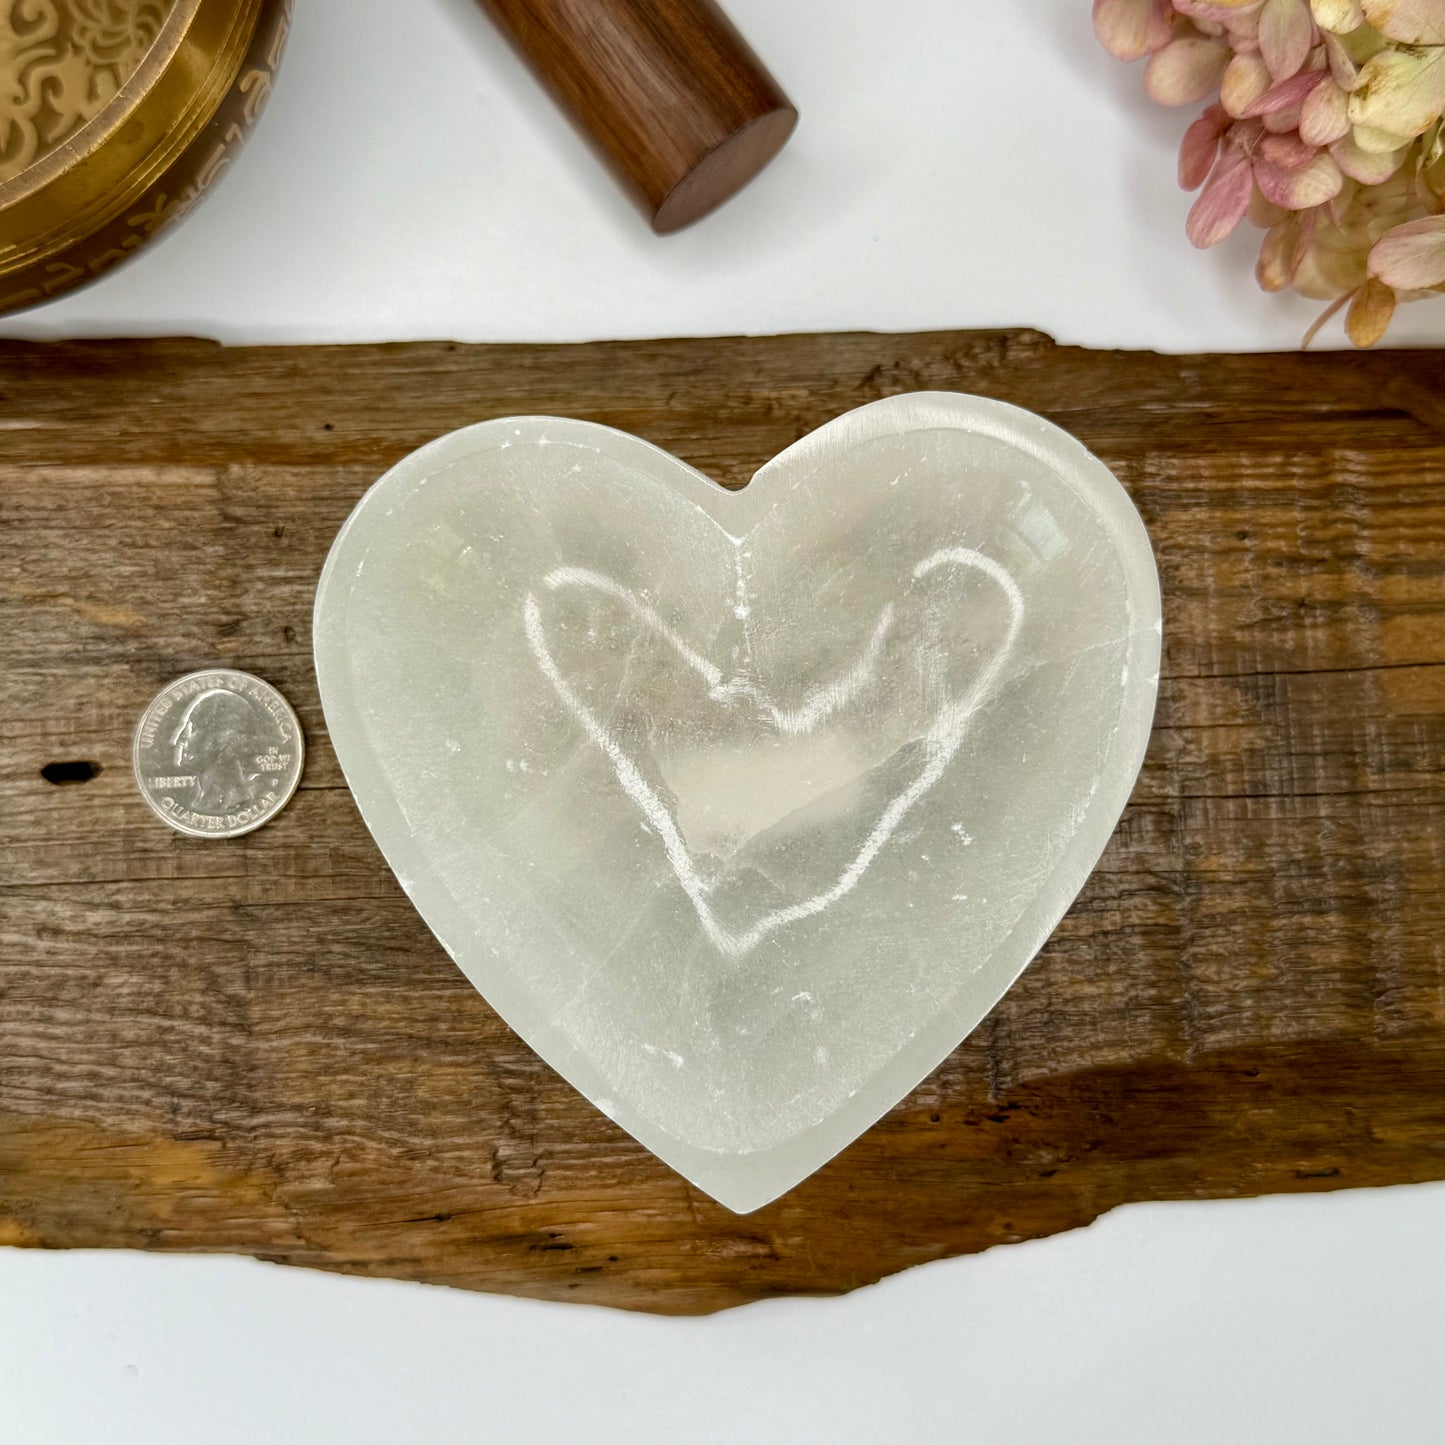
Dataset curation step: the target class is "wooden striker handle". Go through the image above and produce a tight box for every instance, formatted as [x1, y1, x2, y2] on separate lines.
[475, 0, 798, 233]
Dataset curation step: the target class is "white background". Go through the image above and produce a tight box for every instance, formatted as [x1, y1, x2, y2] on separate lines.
[3, 1, 1442, 1440]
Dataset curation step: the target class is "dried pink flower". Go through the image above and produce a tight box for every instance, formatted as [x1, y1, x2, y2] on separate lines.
[1095, 0, 1445, 343]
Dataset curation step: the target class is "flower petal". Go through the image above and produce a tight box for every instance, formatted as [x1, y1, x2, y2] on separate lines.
[1223, 51, 1275, 114]
[1346, 276, 1398, 344]
[1093, 0, 1176, 60]
[1352, 121, 1414, 153]
[1261, 130, 1322, 165]
[1300, 75, 1352, 141]
[1219, 6, 1265, 47]
[1147, 35, 1234, 104]
[1248, 186, 1292, 225]
[1359, 0, 1445, 44]
[1255, 147, 1346, 202]
[1327, 177, 1359, 222]
[1187, 151, 1256, 245]
[1260, 0, 1317, 77]
[1310, 0, 1366, 28]
[1368, 213, 1445, 286]
[1295, 235, 1369, 298]
[1323, 32, 1360, 87]
[1257, 213, 1306, 287]
[1330, 129, 1410, 179]
[1180, 105, 1229, 186]
[1264, 99, 1309, 129]
[1242, 67, 1329, 113]
[1347, 46, 1445, 140]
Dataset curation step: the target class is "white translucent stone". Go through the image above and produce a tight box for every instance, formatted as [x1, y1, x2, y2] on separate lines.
[314, 394, 1161, 1211]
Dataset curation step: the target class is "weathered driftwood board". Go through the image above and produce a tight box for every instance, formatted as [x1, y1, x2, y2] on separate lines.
[0, 330, 1442, 1315]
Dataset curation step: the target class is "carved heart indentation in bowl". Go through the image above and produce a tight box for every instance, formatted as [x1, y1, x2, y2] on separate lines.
[314, 394, 1161, 1211]
[523, 548, 1023, 959]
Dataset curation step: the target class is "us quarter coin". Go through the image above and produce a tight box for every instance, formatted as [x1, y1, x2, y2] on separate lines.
[132, 670, 304, 838]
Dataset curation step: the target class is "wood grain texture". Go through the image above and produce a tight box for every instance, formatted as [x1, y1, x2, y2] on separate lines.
[0, 329, 1443, 1315]
[475, 0, 796, 232]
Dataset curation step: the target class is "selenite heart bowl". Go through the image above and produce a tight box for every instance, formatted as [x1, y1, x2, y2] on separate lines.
[315, 393, 1162, 1210]
[0, 0, 290, 316]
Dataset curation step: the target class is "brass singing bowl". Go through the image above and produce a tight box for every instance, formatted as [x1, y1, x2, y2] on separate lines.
[0, 0, 291, 316]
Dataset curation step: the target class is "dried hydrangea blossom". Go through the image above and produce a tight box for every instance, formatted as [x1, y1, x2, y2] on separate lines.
[1095, 0, 1445, 344]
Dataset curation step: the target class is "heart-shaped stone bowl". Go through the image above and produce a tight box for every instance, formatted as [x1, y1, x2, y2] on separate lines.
[314, 392, 1161, 1211]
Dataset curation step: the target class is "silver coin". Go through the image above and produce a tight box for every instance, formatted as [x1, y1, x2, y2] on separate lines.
[132, 669, 304, 838]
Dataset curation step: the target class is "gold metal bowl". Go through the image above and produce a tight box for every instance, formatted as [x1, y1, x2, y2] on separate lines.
[0, 0, 291, 316]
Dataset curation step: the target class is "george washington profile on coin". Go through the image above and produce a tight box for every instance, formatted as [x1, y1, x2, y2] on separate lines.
[170, 687, 262, 811]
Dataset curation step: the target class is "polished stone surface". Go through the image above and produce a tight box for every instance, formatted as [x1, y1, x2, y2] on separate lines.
[314, 394, 1161, 1211]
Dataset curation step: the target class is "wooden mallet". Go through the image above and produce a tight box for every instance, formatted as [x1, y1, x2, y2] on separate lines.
[476, 0, 798, 233]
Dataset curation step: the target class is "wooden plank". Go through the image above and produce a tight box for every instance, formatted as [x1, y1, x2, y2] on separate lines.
[0, 329, 1442, 1315]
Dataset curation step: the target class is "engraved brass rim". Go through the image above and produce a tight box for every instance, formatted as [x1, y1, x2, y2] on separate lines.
[0, 2, 197, 205]
[0, 0, 282, 308]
